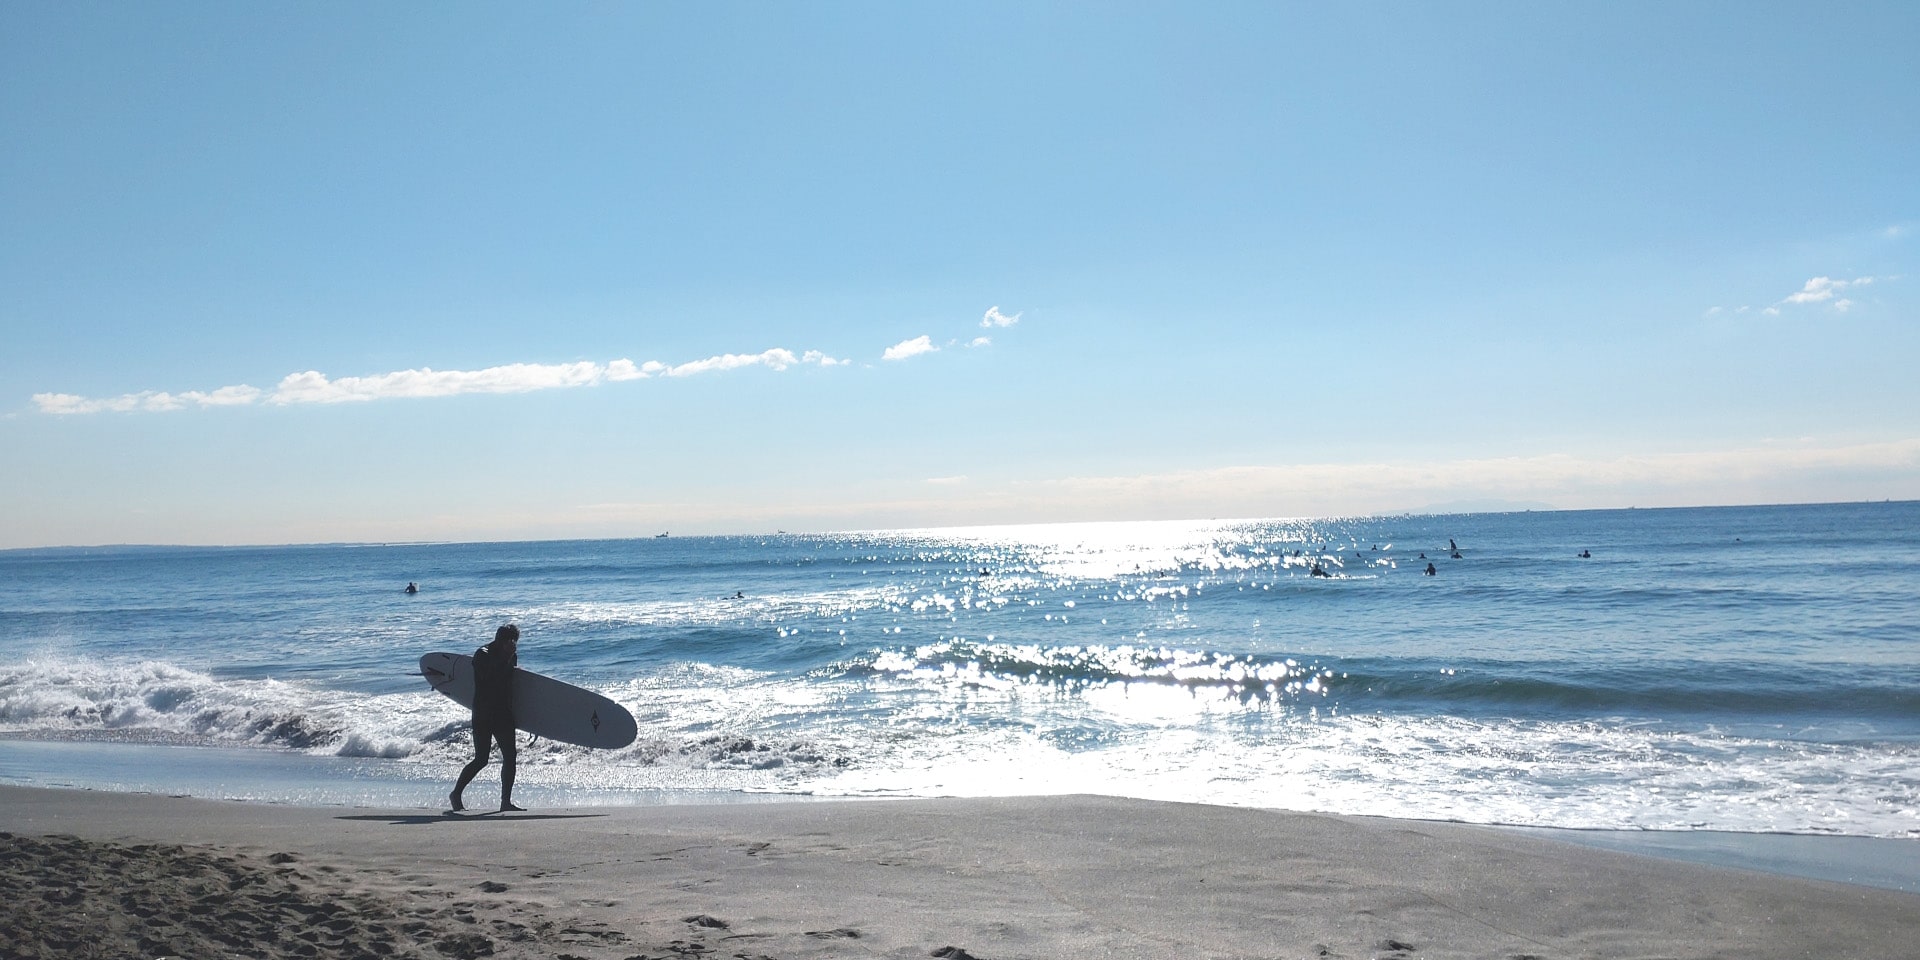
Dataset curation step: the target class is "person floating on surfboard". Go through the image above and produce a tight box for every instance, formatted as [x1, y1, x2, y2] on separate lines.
[451, 624, 525, 812]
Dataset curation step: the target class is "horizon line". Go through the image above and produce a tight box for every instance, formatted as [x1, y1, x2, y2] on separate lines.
[5, 496, 1914, 553]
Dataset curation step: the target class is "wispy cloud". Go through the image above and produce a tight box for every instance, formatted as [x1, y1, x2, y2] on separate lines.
[882, 335, 938, 361]
[1747, 275, 1877, 317]
[640, 348, 847, 379]
[1779, 275, 1873, 307]
[33, 303, 1018, 414]
[270, 361, 605, 404]
[32, 386, 264, 415]
[33, 348, 849, 415]
[981, 306, 1021, 328]
[606, 359, 663, 381]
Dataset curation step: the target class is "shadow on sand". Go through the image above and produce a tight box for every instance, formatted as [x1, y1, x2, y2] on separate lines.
[336, 812, 609, 826]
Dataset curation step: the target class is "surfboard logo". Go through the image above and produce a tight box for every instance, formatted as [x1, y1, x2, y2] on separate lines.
[591, 710, 601, 732]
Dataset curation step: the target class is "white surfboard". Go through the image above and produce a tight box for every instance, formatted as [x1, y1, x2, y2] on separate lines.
[420, 652, 637, 750]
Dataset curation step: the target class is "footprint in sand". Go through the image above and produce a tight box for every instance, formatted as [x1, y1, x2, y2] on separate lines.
[435, 932, 497, 958]
[805, 927, 861, 939]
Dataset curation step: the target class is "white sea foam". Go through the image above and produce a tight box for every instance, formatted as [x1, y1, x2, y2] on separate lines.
[4, 654, 1916, 835]
[787, 712, 1920, 837]
[523, 584, 915, 631]
[0, 657, 443, 758]
[0, 656, 856, 792]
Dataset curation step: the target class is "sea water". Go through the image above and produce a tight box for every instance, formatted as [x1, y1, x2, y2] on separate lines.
[3, 503, 1917, 838]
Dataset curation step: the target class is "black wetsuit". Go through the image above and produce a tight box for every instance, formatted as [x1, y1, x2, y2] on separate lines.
[472, 644, 515, 734]
[453, 644, 516, 807]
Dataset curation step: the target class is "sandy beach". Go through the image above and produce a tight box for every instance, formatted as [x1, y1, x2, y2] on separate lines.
[2, 786, 1915, 960]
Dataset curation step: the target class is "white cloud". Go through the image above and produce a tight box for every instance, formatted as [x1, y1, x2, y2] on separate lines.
[883, 335, 938, 361]
[192, 385, 264, 407]
[1784, 277, 1840, 304]
[605, 359, 650, 381]
[657, 349, 801, 378]
[969, 336, 992, 347]
[651, 348, 847, 377]
[1780, 275, 1873, 307]
[35, 346, 853, 414]
[981, 306, 1021, 328]
[269, 361, 605, 404]
[32, 385, 266, 415]
[33, 392, 133, 415]
[143, 386, 265, 411]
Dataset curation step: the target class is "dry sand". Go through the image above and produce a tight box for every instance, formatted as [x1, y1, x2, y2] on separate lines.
[2, 785, 1914, 960]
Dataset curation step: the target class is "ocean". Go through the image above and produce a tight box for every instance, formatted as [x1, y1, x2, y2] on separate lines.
[3, 502, 1918, 838]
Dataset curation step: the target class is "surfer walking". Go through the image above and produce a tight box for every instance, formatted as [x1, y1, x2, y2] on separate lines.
[451, 624, 525, 812]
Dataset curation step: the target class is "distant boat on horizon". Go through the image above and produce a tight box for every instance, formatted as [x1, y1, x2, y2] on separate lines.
[655, 532, 669, 538]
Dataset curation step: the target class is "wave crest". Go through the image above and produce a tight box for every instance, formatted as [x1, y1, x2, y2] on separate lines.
[0, 657, 434, 757]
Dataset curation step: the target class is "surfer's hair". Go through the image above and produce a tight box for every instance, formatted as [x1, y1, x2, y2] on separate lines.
[493, 623, 520, 646]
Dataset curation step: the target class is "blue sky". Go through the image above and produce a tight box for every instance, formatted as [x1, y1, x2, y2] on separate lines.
[3, 2, 1916, 547]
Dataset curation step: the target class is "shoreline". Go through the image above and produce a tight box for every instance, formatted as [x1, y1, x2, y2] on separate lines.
[4, 786, 1916, 960]
[5, 735, 1917, 894]
[1503, 823, 1920, 894]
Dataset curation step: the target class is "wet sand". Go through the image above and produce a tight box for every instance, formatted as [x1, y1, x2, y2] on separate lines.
[3, 786, 1915, 959]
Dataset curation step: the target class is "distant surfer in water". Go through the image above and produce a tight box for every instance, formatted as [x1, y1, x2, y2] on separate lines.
[451, 624, 524, 812]
[405, 582, 418, 594]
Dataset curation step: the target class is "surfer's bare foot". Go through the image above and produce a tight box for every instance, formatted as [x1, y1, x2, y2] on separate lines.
[449, 792, 465, 812]
[500, 802, 526, 812]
